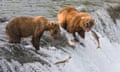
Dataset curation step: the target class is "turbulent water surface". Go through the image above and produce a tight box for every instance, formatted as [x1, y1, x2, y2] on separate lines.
[0, 0, 120, 72]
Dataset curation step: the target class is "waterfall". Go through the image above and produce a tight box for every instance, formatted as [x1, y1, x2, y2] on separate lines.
[0, 1, 120, 72]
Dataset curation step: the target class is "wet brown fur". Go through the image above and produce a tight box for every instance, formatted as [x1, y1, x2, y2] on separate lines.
[6, 16, 60, 50]
[57, 6, 94, 41]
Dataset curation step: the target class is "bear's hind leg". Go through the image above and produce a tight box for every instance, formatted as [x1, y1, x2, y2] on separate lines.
[8, 35, 20, 43]
[6, 27, 21, 43]
[68, 32, 79, 46]
[7, 32, 20, 43]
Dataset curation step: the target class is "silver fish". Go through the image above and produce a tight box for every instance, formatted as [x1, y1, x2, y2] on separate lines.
[91, 30, 100, 48]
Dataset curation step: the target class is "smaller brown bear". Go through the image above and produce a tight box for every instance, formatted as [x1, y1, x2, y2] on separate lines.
[6, 16, 60, 50]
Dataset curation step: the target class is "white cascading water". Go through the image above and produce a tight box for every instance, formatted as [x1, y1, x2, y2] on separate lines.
[0, 5, 120, 72]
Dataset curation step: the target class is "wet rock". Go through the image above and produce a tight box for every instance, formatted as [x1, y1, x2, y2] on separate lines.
[0, 17, 8, 23]
[107, 3, 120, 19]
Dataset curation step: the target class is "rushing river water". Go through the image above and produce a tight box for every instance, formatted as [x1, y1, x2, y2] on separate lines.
[0, 0, 120, 72]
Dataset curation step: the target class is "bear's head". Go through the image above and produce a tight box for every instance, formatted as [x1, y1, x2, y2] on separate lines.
[48, 21, 61, 39]
[80, 16, 94, 32]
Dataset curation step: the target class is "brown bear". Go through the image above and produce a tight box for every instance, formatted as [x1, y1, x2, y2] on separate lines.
[57, 6, 94, 43]
[6, 16, 60, 50]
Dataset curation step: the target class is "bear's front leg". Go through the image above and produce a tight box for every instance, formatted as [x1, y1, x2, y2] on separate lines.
[32, 28, 43, 50]
[72, 32, 79, 42]
[78, 30, 85, 47]
[78, 30, 85, 39]
[32, 36, 40, 50]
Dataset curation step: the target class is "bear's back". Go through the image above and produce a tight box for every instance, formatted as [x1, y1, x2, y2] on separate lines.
[33, 16, 48, 25]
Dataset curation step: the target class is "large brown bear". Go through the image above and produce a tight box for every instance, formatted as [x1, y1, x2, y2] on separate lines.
[6, 16, 60, 50]
[57, 6, 94, 43]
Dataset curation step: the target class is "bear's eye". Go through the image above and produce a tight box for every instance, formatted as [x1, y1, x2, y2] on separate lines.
[85, 23, 90, 28]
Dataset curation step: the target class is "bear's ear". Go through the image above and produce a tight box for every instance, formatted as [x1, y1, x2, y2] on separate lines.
[49, 21, 58, 29]
[48, 21, 54, 26]
[90, 18, 95, 25]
